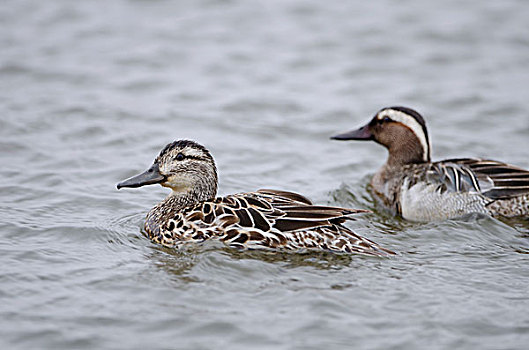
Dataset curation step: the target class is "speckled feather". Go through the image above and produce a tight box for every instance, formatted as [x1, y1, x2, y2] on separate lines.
[146, 189, 393, 256]
[118, 140, 394, 256]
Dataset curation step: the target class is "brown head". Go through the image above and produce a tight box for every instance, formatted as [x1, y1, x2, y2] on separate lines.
[117, 140, 218, 203]
[331, 106, 431, 166]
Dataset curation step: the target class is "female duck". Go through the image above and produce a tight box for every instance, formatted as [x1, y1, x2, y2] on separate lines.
[332, 106, 529, 222]
[117, 140, 393, 256]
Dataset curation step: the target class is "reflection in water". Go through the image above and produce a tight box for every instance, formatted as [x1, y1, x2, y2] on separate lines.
[2, 0, 529, 349]
[148, 246, 202, 283]
[149, 239, 358, 280]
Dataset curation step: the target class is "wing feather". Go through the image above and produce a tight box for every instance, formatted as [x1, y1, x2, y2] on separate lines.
[433, 158, 529, 199]
[175, 189, 391, 256]
[256, 189, 313, 205]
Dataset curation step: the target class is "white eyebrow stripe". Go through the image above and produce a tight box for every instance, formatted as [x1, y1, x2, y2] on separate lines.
[379, 109, 431, 162]
[183, 147, 206, 158]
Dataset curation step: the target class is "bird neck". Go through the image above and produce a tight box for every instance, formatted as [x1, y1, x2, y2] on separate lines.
[384, 134, 429, 167]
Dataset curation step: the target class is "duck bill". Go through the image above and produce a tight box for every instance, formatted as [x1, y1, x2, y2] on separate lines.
[331, 125, 374, 141]
[331, 124, 373, 141]
[331, 120, 375, 141]
[116, 164, 165, 189]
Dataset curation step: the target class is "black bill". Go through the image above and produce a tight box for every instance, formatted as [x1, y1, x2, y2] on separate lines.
[330, 124, 373, 141]
[116, 164, 165, 189]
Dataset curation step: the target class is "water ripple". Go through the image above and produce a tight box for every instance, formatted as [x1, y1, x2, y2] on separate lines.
[2, 0, 529, 349]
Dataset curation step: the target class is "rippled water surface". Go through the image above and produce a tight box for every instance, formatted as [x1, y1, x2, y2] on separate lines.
[2, 0, 529, 349]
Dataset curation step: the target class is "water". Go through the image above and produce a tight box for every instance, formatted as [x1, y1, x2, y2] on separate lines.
[2, 0, 529, 348]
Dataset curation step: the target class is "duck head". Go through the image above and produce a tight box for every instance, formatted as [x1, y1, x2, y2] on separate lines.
[331, 106, 431, 166]
[117, 140, 218, 201]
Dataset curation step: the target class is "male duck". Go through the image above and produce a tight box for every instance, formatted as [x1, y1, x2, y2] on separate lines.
[117, 140, 393, 256]
[331, 106, 529, 222]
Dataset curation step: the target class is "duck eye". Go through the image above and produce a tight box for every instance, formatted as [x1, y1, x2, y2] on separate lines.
[382, 116, 391, 123]
[176, 153, 185, 161]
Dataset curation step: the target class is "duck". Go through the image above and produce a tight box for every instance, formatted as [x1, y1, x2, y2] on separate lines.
[117, 140, 393, 256]
[331, 106, 529, 222]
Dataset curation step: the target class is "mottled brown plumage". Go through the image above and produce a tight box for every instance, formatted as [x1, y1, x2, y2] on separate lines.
[117, 140, 393, 256]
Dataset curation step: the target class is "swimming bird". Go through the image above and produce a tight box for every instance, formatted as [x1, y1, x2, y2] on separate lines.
[117, 140, 393, 256]
[331, 106, 529, 222]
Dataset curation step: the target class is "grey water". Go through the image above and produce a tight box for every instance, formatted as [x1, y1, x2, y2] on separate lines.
[2, 0, 529, 349]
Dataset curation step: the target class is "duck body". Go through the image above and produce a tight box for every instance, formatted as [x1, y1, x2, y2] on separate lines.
[117, 140, 393, 256]
[332, 107, 529, 222]
[145, 189, 390, 255]
[372, 158, 529, 221]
